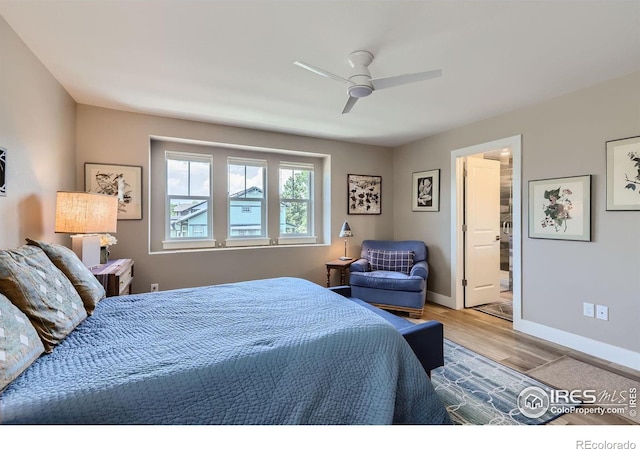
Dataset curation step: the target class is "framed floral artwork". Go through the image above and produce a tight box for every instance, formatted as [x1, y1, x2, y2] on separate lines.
[0, 147, 6, 197]
[85, 163, 143, 220]
[347, 174, 381, 215]
[412, 169, 440, 212]
[528, 175, 591, 241]
[606, 135, 640, 211]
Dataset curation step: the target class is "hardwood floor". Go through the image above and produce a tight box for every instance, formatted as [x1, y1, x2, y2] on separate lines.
[418, 301, 640, 425]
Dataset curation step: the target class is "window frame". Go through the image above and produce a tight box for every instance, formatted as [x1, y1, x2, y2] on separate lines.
[278, 162, 316, 244]
[163, 151, 215, 250]
[226, 157, 269, 247]
[150, 137, 328, 253]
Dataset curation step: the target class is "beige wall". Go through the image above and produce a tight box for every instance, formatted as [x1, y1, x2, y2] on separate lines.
[393, 71, 640, 353]
[0, 17, 76, 249]
[75, 105, 394, 292]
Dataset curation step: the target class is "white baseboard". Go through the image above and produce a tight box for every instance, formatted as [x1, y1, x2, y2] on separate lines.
[430, 295, 640, 371]
[426, 291, 458, 309]
[514, 319, 640, 371]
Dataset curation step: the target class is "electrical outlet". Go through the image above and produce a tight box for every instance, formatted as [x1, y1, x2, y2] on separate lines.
[596, 305, 609, 321]
[583, 302, 595, 318]
[150, 283, 159, 292]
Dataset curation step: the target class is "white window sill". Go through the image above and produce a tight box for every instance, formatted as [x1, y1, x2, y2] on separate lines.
[225, 237, 271, 248]
[162, 239, 216, 250]
[277, 236, 318, 245]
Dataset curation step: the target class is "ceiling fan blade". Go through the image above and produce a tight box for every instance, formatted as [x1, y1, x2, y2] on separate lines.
[342, 96, 358, 114]
[371, 69, 442, 91]
[294, 61, 352, 84]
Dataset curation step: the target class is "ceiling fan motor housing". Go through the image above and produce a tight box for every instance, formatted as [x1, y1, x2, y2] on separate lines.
[347, 50, 375, 97]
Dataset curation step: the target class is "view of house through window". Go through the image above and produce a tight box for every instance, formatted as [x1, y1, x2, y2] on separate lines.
[166, 152, 212, 240]
[228, 158, 266, 238]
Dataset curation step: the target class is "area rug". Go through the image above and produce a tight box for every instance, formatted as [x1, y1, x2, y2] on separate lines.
[430, 339, 567, 425]
[472, 300, 513, 322]
[528, 356, 640, 424]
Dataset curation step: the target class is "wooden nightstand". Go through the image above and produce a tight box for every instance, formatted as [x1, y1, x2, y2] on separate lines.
[325, 259, 354, 287]
[91, 258, 134, 297]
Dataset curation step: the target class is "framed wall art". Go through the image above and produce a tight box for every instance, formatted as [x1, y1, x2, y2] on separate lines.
[347, 174, 381, 215]
[606, 135, 640, 211]
[85, 163, 143, 220]
[0, 147, 6, 197]
[412, 169, 440, 212]
[528, 175, 591, 241]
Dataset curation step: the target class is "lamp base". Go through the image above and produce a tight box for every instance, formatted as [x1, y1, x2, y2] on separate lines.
[339, 256, 353, 261]
[70, 234, 101, 268]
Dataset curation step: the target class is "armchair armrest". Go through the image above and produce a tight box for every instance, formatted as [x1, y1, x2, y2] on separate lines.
[410, 260, 429, 280]
[350, 258, 369, 273]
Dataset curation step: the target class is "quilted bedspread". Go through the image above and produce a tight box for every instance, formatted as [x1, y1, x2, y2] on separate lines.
[0, 277, 451, 425]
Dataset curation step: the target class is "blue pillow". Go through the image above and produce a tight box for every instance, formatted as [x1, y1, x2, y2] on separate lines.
[367, 249, 415, 274]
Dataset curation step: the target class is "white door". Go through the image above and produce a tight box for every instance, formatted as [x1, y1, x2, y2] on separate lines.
[464, 157, 501, 307]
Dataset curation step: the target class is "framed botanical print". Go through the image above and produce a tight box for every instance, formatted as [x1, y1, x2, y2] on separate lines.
[412, 169, 440, 212]
[0, 147, 6, 197]
[85, 163, 143, 220]
[528, 175, 591, 241]
[347, 174, 381, 215]
[606, 135, 640, 211]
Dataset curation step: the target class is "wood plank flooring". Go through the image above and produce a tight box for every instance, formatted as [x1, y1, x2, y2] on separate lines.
[418, 302, 640, 425]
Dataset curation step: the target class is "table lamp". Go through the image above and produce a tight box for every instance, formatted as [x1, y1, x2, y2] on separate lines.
[55, 191, 118, 267]
[338, 220, 353, 260]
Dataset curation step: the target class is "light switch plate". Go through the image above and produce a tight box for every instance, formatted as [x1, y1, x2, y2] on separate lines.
[583, 302, 595, 318]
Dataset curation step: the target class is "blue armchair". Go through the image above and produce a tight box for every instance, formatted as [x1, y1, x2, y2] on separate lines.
[349, 240, 428, 318]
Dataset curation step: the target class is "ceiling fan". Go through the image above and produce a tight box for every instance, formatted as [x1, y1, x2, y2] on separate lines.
[294, 50, 442, 114]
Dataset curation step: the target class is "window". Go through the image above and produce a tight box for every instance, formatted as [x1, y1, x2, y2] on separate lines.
[279, 162, 313, 237]
[227, 158, 267, 243]
[150, 137, 327, 252]
[164, 152, 213, 248]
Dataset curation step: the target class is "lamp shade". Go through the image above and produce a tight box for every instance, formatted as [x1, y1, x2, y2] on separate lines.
[339, 220, 353, 238]
[55, 191, 118, 234]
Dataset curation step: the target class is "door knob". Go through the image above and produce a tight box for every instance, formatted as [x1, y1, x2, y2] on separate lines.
[496, 235, 501, 241]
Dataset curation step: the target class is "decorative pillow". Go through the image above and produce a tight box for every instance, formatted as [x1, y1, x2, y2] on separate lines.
[26, 238, 106, 315]
[0, 245, 87, 352]
[0, 293, 45, 390]
[367, 249, 415, 275]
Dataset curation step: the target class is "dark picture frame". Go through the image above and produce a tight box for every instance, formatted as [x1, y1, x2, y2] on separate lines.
[85, 163, 143, 220]
[606, 135, 640, 211]
[0, 147, 6, 197]
[528, 175, 591, 241]
[347, 174, 381, 215]
[412, 169, 440, 212]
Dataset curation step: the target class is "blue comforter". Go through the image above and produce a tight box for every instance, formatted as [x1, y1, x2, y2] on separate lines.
[0, 277, 451, 424]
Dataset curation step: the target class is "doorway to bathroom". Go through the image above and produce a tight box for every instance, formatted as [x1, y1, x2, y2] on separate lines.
[451, 135, 522, 325]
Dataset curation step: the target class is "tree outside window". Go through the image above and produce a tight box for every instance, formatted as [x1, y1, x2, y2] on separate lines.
[280, 166, 312, 236]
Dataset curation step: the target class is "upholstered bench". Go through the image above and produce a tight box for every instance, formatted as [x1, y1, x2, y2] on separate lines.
[330, 286, 444, 376]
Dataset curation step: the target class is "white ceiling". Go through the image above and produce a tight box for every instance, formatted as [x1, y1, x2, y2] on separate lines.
[1, 1, 639, 147]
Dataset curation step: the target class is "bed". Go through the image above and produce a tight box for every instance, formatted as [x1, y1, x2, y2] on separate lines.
[0, 243, 451, 425]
